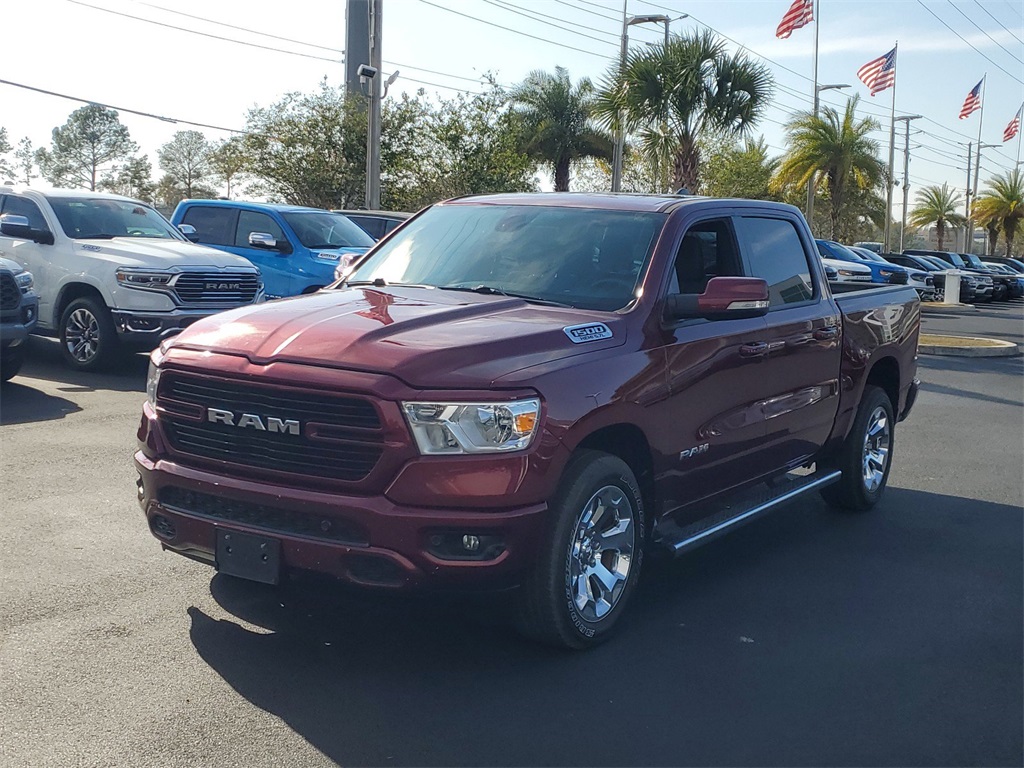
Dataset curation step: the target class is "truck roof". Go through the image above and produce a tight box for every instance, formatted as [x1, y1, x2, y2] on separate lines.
[1, 186, 145, 204]
[177, 199, 332, 214]
[443, 192, 805, 216]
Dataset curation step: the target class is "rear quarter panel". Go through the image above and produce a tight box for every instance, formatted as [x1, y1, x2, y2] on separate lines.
[828, 285, 920, 450]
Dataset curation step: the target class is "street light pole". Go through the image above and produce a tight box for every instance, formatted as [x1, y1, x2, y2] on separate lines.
[806, 84, 850, 230]
[967, 141, 999, 253]
[364, 0, 383, 210]
[893, 114, 922, 252]
[611, 10, 680, 192]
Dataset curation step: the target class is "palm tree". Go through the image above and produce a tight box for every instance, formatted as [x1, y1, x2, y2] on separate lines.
[773, 96, 884, 239]
[511, 67, 612, 192]
[595, 30, 773, 193]
[908, 184, 966, 251]
[973, 169, 1023, 256]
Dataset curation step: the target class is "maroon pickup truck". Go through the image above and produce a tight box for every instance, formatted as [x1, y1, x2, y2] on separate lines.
[135, 193, 920, 649]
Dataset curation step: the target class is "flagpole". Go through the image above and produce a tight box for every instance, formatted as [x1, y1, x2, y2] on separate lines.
[883, 42, 898, 253]
[968, 75, 986, 252]
[1017, 103, 1023, 165]
[806, 0, 819, 227]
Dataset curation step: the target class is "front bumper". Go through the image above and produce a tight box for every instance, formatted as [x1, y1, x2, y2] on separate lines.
[0, 297, 39, 346]
[112, 308, 240, 347]
[135, 451, 547, 590]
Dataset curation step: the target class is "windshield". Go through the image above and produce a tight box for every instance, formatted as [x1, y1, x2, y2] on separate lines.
[961, 253, 987, 269]
[282, 211, 374, 249]
[922, 257, 950, 270]
[49, 197, 183, 240]
[346, 204, 666, 311]
[818, 240, 863, 261]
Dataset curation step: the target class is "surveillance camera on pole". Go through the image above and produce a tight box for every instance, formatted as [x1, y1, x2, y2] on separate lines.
[358, 64, 378, 86]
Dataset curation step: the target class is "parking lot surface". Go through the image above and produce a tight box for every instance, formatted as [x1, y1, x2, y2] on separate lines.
[1, 302, 1021, 767]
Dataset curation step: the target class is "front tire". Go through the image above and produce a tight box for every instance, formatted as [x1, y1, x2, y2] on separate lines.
[821, 385, 895, 511]
[515, 450, 645, 650]
[59, 297, 120, 372]
[1, 344, 26, 382]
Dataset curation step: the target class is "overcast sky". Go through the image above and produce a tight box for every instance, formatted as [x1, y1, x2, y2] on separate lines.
[3, 0, 1022, 198]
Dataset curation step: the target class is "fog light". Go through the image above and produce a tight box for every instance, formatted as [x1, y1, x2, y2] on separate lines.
[136, 474, 145, 500]
[426, 532, 505, 562]
[462, 534, 480, 552]
[151, 514, 176, 540]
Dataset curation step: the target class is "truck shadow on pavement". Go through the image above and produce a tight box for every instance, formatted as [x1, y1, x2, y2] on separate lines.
[0, 380, 82, 425]
[16, 336, 148, 394]
[188, 487, 1023, 767]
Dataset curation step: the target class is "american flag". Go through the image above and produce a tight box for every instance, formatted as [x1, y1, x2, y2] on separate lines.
[776, 0, 813, 39]
[857, 47, 897, 96]
[959, 79, 983, 120]
[1004, 105, 1022, 142]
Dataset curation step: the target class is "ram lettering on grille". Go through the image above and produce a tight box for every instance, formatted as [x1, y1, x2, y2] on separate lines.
[207, 407, 300, 435]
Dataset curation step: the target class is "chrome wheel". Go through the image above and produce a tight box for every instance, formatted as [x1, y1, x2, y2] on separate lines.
[862, 406, 891, 493]
[568, 485, 635, 623]
[65, 308, 101, 363]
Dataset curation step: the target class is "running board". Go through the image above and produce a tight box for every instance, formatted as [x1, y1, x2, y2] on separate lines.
[655, 469, 842, 555]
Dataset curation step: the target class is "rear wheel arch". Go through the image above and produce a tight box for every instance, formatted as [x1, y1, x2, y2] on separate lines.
[865, 355, 900, 414]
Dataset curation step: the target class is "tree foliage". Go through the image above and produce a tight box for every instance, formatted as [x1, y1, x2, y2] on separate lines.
[908, 183, 965, 251]
[701, 136, 780, 200]
[0, 127, 13, 181]
[596, 30, 773, 193]
[158, 130, 214, 199]
[14, 138, 35, 186]
[36, 105, 137, 190]
[973, 169, 1023, 257]
[209, 137, 248, 198]
[511, 67, 611, 192]
[99, 156, 155, 201]
[774, 95, 884, 240]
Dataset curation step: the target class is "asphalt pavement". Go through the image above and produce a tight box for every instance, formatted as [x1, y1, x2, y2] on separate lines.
[1, 302, 1021, 767]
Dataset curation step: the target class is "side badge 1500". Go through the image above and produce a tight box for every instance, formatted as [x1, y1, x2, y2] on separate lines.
[564, 322, 613, 344]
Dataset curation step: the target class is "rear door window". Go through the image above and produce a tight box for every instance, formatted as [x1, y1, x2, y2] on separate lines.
[734, 216, 815, 307]
[180, 206, 238, 246]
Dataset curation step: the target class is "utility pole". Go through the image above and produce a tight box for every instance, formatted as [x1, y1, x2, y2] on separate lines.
[894, 114, 922, 253]
[364, 0, 383, 210]
[882, 42, 899, 253]
[968, 141, 999, 253]
[963, 142, 972, 252]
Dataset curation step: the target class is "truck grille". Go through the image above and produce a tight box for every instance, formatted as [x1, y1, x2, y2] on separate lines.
[172, 271, 260, 306]
[158, 373, 384, 481]
[0, 273, 19, 310]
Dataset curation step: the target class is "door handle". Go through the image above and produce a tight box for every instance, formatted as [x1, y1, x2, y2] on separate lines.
[739, 341, 769, 358]
[813, 327, 839, 341]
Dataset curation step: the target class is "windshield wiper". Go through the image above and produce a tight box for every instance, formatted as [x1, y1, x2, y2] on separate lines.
[77, 234, 117, 240]
[437, 284, 574, 308]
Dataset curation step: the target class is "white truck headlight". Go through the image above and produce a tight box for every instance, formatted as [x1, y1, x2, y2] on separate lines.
[402, 399, 541, 454]
[117, 268, 173, 289]
[15, 270, 33, 291]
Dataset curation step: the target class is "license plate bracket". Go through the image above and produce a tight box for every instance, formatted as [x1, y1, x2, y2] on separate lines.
[215, 529, 281, 585]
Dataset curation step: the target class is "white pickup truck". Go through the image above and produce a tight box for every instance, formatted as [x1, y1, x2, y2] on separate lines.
[0, 187, 263, 370]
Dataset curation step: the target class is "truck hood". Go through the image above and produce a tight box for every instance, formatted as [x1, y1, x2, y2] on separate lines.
[73, 238, 256, 269]
[169, 286, 628, 388]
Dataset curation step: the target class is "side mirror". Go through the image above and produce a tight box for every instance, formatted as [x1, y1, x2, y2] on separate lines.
[665, 276, 770, 321]
[177, 223, 200, 242]
[0, 213, 54, 245]
[248, 231, 283, 251]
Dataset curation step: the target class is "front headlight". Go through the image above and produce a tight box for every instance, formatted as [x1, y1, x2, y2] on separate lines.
[402, 399, 541, 454]
[146, 357, 162, 405]
[879, 269, 894, 277]
[838, 269, 858, 276]
[117, 268, 173, 289]
[15, 270, 33, 291]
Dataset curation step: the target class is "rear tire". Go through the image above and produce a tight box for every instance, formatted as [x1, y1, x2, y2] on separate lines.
[1, 344, 26, 382]
[515, 450, 645, 650]
[821, 385, 895, 512]
[59, 296, 120, 372]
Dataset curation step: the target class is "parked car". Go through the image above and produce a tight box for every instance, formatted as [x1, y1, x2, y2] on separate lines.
[983, 262, 1024, 298]
[849, 248, 935, 301]
[981, 256, 1024, 274]
[904, 250, 995, 301]
[137, 193, 921, 649]
[957, 252, 1015, 301]
[333, 209, 412, 241]
[884, 253, 976, 303]
[0, 256, 38, 382]
[173, 201, 375, 299]
[820, 256, 872, 282]
[817, 240, 910, 284]
[853, 241, 883, 253]
[0, 188, 263, 371]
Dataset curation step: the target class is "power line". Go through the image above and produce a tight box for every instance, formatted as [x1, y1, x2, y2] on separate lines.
[0, 78, 247, 134]
[485, 0, 620, 43]
[972, 0, 1024, 46]
[65, 0, 343, 63]
[944, 0, 1024, 66]
[915, 0, 1024, 84]
[416, 0, 615, 60]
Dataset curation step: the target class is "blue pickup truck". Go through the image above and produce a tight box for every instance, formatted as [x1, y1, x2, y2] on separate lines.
[171, 201, 373, 299]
